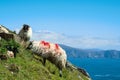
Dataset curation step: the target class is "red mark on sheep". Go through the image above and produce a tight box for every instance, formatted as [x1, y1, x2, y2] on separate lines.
[55, 44, 59, 50]
[40, 41, 50, 48]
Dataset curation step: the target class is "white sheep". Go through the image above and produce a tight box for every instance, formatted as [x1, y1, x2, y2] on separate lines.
[18, 24, 32, 41]
[27, 40, 67, 77]
[0, 25, 9, 33]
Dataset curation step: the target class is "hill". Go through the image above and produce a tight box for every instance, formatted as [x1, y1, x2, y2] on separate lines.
[0, 25, 91, 80]
[60, 44, 120, 59]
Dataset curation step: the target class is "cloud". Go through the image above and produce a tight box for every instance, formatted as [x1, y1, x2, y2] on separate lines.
[31, 30, 120, 50]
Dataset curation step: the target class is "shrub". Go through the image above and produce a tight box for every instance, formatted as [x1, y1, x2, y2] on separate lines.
[0, 39, 20, 54]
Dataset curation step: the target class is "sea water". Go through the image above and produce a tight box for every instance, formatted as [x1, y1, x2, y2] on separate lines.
[68, 58, 120, 80]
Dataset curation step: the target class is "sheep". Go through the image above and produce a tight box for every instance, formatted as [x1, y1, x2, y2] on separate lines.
[27, 40, 67, 77]
[18, 24, 32, 42]
[0, 25, 9, 33]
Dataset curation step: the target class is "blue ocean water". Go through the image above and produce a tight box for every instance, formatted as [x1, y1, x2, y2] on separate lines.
[68, 58, 120, 80]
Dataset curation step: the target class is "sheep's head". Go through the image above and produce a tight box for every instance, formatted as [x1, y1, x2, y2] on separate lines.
[23, 24, 30, 32]
[26, 41, 33, 50]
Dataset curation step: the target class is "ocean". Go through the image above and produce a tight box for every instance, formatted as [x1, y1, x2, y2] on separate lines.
[68, 58, 120, 80]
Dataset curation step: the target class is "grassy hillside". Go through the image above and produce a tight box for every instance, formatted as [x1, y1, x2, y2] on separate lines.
[0, 26, 91, 80]
[0, 39, 90, 80]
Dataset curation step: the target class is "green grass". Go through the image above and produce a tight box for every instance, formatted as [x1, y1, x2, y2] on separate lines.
[0, 39, 90, 80]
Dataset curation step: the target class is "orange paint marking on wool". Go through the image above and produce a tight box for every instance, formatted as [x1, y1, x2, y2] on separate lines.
[55, 44, 59, 50]
[40, 40, 50, 48]
[39, 41, 62, 55]
[54, 44, 62, 55]
[40, 41, 60, 50]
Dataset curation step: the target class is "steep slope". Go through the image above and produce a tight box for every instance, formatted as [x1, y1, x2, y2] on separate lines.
[0, 25, 91, 80]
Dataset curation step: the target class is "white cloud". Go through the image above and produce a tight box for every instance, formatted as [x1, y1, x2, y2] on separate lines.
[31, 30, 120, 50]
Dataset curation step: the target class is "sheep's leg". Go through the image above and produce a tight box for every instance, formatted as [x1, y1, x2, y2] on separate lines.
[43, 58, 46, 66]
[58, 61, 63, 77]
[59, 69, 62, 77]
[58, 65, 62, 77]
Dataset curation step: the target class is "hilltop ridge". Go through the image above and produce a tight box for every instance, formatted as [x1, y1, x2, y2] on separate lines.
[60, 44, 120, 59]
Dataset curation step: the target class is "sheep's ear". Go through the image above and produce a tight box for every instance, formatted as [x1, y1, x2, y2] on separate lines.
[23, 24, 30, 28]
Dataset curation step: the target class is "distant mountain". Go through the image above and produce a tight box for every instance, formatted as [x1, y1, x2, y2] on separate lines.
[60, 44, 120, 59]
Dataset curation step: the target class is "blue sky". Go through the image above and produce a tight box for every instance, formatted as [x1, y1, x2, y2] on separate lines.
[0, 0, 120, 50]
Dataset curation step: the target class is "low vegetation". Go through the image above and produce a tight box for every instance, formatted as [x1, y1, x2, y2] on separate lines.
[0, 25, 90, 80]
[0, 39, 90, 80]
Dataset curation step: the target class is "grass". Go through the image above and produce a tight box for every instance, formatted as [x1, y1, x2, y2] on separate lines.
[0, 39, 90, 80]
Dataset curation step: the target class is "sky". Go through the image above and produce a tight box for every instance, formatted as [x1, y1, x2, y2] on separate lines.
[0, 0, 120, 50]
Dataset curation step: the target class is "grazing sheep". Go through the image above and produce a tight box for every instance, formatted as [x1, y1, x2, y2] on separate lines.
[27, 40, 67, 77]
[0, 25, 9, 33]
[18, 24, 32, 41]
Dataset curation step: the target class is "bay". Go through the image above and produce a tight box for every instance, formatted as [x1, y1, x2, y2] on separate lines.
[68, 58, 120, 80]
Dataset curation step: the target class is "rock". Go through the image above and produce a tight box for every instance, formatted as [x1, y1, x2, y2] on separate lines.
[0, 33, 14, 41]
[0, 54, 7, 60]
[66, 61, 91, 79]
[8, 64, 19, 74]
[0, 25, 9, 33]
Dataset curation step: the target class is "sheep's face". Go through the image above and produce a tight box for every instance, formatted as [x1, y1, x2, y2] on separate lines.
[23, 24, 30, 32]
[26, 41, 33, 50]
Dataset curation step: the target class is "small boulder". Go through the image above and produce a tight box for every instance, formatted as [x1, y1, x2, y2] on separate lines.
[0, 54, 7, 60]
[8, 64, 19, 74]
